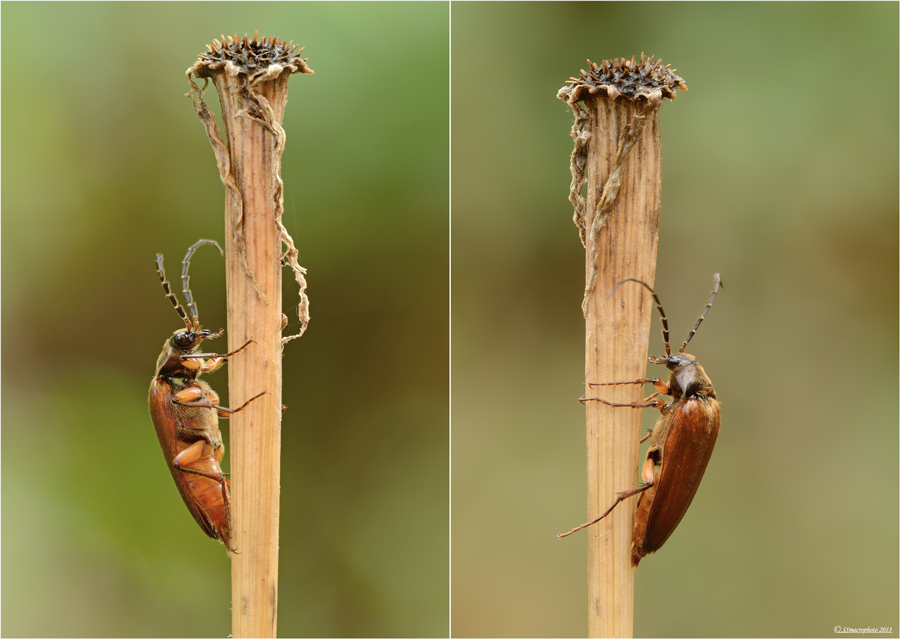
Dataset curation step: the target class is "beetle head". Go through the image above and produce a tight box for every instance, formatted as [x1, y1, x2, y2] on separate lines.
[169, 327, 224, 354]
[155, 327, 224, 378]
[653, 353, 696, 370]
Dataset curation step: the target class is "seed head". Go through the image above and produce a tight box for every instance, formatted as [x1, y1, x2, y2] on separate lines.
[189, 30, 313, 82]
[558, 53, 686, 105]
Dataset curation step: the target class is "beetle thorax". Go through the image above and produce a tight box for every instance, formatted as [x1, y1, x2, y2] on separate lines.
[665, 354, 715, 400]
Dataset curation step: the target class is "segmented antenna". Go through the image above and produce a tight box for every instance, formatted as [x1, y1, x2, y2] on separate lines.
[679, 273, 722, 353]
[156, 254, 192, 331]
[181, 239, 224, 332]
[612, 278, 671, 356]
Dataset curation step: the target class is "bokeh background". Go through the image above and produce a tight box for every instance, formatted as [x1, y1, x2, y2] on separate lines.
[2, 2, 448, 637]
[451, 2, 898, 637]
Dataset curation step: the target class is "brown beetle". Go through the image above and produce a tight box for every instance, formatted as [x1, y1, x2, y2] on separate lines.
[148, 240, 263, 553]
[558, 274, 722, 566]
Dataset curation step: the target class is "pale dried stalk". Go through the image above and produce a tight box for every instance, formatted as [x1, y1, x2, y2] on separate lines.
[559, 55, 684, 638]
[581, 96, 661, 639]
[186, 33, 312, 638]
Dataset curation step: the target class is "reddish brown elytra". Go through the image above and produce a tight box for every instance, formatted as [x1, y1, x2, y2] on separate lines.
[558, 274, 722, 567]
[148, 239, 264, 553]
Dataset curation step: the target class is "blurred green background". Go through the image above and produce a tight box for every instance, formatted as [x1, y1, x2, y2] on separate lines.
[451, 2, 898, 638]
[2, 2, 447, 637]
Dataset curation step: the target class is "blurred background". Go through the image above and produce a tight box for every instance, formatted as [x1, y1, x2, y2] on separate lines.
[2, 3, 448, 637]
[451, 2, 898, 638]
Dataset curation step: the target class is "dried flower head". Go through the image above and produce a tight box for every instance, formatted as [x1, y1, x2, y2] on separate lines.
[188, 30, 314, 82]
[559, 54, 686, 104]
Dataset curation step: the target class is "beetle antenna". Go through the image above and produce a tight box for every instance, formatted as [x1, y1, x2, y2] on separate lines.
[612, 278, 671, 356]
[156, 254, 192, 331]
[679, 273, 722, 353]
[181, 239, 224, 333]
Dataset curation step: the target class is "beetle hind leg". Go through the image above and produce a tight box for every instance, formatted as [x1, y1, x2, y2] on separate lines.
[556, 479, 653, 539]
[172, 440, 227, 482]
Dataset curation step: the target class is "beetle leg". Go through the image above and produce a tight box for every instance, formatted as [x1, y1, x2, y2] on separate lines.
[172, 397, 221, 409]
[557, 478, 654, 538]
[173, 388, 266, 416]
[180, 357, 203, 371]
[649, 378, 670, 394]
[180, 339, 256, 365]
[200, 357, 225, 373]
[172, 384, 228, 418]
[175, 356, 225, 374]
[173, 385, 204, 403]
[640, 453, 657, 485]
[585, 377, 671, 398]
[589, 377, 671, 394]
[588, 378, 662, 389]
[214, 389, 267, 419]
[579, 395, 665, 408]
[172, 440, 226, 482]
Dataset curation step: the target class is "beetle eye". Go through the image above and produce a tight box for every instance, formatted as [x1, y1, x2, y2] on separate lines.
[173, 332, 194, 348]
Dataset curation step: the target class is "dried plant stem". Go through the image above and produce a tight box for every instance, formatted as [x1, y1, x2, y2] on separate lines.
[187, 33, 313, 638]
[219, 76, 284, 639]
[559, 55, 685, 638]
[582, 95, 661, 638]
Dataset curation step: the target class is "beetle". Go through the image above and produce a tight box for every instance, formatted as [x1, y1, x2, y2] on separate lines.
[557, 274, 722, 567]
[148, 239, 264, 553]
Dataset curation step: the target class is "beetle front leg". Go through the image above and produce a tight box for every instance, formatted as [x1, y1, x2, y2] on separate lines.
[177, 355, 225, 374]
[581, 376, 671, 408]
[579, 393, 665, 408]
[200, 357, 225, 374]
[589, 377, 671, 395]
[180, 339, 256, 373]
